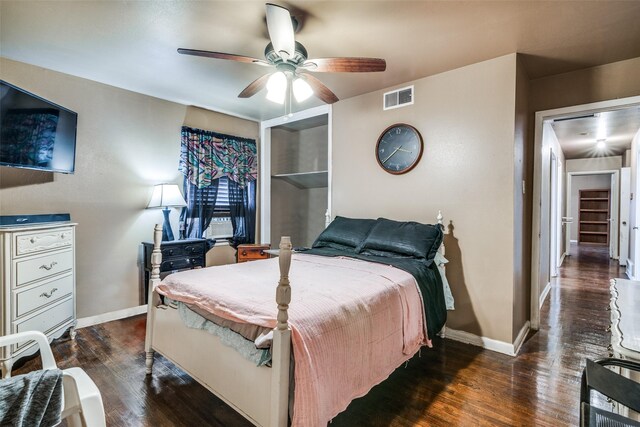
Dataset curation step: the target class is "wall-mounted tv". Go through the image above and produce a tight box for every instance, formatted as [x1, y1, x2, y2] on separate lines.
[0, 80, 77, 174]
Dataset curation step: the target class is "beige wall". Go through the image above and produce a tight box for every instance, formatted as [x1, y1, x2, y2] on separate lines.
[530, 57, 640, 113]
[566, 156, 622, 173]
[332, 54, 519, 343]
[512, 56, 531, 341]
[0, 58, 257, 317]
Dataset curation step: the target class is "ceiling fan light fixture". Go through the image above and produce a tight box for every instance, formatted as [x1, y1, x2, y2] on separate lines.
[266, 72, 287, 104]
[293, 77, 313, 102]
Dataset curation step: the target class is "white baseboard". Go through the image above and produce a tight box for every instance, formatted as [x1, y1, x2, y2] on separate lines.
[76, 305, 147, 329]
[570, 239, 578, 243]
[512, 321, 530, 355]
[626, 259, 634, 280]
[442, 321, 530, 357]
[539, 281, 552, 309]
[559, 253, 566, 267]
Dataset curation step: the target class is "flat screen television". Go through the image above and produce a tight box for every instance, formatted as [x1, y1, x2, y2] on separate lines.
[0, 80, 77, 174]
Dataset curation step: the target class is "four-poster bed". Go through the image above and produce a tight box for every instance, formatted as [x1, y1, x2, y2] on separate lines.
[144, 212, 449, 427]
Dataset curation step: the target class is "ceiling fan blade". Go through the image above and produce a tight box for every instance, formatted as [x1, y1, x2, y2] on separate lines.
[238, 73, 273, 98]
[266, 3, 295, 60]
[301, 74, 339, 104]
[301, 57, 386, 73]
[177, 48, 271, 66]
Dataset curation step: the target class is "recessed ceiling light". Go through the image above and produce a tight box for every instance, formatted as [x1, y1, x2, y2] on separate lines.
[597, 139, 606, 149]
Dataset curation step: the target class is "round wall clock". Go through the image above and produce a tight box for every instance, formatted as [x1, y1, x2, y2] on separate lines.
[375, 123, 423, 175]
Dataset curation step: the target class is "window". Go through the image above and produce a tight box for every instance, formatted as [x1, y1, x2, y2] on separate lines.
[206, 177, 233, 239]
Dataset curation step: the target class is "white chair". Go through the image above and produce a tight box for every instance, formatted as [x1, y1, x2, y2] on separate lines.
[0, 331, 106, 427]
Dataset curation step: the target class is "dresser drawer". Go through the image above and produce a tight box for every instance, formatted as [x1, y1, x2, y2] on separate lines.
[161, 243, 205, 258]
[237, 245, 270, 263]
[14, 274, 74, 319]
[14, 227, 73, 256]
[15, 250, 73, 287]
[13, 297, 74, 352]
[160, 256, 204, 272]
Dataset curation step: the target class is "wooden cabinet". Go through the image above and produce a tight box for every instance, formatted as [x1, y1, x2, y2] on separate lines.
[141, 238, 207, 304]
[578, 189, 610, 245]
[1, 223, 77, 377]
[237, 244, 270, 263]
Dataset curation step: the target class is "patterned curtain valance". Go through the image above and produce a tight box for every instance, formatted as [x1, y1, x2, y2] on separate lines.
[179, 126, 257, 188]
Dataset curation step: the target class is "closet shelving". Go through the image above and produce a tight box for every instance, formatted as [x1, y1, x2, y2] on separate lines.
[578, 189, 610, 245]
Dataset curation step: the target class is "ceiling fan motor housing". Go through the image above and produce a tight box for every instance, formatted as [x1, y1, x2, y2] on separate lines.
[264, 41, 308, 66]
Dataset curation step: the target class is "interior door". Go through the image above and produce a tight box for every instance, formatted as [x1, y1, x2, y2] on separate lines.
[620, 167, 631, 266]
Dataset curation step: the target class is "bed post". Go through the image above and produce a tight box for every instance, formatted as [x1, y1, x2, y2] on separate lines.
[144, 224, 163, 375]
[270, 236, 292, 427]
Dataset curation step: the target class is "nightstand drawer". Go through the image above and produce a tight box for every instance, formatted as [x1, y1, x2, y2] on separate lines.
[15, 250, 73, 287]
[14, 274, 74, 319]
[237, 245, 270, 263]
[13, 297, 74, 352]
[14, 227, 73, 256]
[160, 256, 204, 272]
[161, 243, 205, 258]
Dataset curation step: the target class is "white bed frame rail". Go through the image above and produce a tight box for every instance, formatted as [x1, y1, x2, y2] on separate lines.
[144, 225, 293, 427]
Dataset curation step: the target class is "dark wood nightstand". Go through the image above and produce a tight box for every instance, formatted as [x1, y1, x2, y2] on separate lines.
[141, 238, 207, 303]
[237, 244, 271, 263]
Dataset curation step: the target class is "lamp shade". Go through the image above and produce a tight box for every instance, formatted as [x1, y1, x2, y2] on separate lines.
[147, 184, 187, 209]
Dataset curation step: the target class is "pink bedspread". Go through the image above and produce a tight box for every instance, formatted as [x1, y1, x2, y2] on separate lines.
[156, 253, 428, 426]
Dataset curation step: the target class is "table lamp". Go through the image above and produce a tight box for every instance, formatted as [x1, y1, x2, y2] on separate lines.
[147, 184, 187, 241]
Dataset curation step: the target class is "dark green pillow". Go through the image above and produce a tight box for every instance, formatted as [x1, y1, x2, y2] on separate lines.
[312, 216, 377, 250]
[356, 218, 443, 260]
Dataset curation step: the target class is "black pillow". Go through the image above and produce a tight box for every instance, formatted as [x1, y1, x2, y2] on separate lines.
[312, 216, 377, 250]
[356, 218, 443, 260]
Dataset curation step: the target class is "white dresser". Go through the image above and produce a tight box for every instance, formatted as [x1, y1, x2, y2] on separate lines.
[609, 278, 640, 420]
[0, 222, 77, 377]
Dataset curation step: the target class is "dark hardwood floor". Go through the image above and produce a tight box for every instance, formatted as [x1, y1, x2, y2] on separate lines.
[14, 243, 622, 426]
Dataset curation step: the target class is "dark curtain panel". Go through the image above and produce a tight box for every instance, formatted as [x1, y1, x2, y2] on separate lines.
[228, 179, 256, 248]
[179, 176, 219, 239]
[179, 126, 257, 245]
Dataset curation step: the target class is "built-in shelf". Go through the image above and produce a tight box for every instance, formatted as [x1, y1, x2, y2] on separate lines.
[578, 189, 610, 245]
[271, 171, 328, 189]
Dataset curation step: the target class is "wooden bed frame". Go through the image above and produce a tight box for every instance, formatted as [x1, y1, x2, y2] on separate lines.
[144, 211, 445, 427]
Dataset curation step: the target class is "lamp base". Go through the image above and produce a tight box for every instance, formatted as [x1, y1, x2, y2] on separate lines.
[161, 208, 175, 241]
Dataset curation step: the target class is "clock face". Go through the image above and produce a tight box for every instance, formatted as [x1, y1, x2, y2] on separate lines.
[375, 124, 423, 175]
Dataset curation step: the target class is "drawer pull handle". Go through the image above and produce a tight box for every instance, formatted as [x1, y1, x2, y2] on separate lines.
[30, 238, 37, 244]
[241, 250, 247, 256]
[39, 262, 58, 271]
[40, 288, 58, 299]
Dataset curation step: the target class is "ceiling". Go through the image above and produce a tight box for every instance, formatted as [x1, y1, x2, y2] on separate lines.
[551, 107, 640, 160]
[2, 1, 640, 121]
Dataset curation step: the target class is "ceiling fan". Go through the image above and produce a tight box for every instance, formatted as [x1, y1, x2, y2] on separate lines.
[177, 3, 386, 105]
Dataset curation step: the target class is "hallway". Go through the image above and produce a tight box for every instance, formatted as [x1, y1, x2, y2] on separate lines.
[515, 242, 626, 424]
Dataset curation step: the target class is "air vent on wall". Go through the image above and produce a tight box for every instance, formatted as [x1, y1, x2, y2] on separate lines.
[383, 85, 414, 110]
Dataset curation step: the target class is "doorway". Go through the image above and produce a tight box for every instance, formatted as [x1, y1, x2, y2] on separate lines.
[531, 95, 640, 330]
